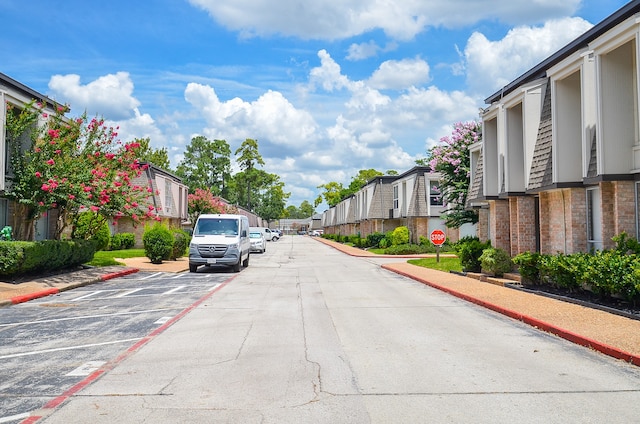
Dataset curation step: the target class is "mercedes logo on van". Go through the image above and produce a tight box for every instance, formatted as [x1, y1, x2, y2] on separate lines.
[209, 246, 215, 252]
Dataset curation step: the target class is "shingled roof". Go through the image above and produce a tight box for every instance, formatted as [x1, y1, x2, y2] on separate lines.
[527, 80, 553, 191]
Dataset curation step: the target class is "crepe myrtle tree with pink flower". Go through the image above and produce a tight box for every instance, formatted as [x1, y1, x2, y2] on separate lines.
[426, 121, 481, 228]
[4, 100, 158, 241]
[187, 188, 228, 227]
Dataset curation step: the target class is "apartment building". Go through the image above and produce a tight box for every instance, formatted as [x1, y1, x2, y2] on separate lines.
[467, 1, 640, 255]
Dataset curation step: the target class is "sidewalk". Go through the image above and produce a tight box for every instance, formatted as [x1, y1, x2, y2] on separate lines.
[314, 237, 640, 366]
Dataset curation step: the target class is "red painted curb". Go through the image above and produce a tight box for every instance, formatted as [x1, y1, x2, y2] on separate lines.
[10, 288, 59, 304]
[383, 264, 640, 367]
[101, 268, 139, 281]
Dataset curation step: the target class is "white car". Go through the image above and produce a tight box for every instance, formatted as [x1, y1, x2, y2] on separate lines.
[249, 231, 266, 253]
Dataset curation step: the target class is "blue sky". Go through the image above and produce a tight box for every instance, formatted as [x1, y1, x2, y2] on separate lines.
[0, 0, 631, 210]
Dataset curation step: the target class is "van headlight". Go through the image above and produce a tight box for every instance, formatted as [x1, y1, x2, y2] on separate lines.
[228, 243, 238, 249]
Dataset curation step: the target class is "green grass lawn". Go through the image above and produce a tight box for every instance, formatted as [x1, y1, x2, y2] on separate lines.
[407, 256, 462, 273]
[87, 249, 146, 267]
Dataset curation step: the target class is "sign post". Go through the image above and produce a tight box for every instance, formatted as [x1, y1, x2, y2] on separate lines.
[429, 229, 446, 263]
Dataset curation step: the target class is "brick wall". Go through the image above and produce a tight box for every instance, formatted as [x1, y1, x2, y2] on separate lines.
[489, 200, 510, 251]
[602, 181, 636, 248]
[509, 196, 537, 255]
[539, 188, 587, 254]
[477, 208, 490, 242]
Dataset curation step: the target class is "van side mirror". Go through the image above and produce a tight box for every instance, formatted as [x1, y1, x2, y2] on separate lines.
[241, 230, 247, 237]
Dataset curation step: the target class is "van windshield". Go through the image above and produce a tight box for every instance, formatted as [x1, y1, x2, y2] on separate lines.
[194, 218, 238, 236]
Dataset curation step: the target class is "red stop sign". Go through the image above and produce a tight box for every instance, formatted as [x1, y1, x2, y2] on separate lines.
[430, 229, 446, 246]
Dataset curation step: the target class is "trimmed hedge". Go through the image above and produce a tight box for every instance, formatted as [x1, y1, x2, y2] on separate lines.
[110, 233, 136, 250]
[0, 239, 96, 276]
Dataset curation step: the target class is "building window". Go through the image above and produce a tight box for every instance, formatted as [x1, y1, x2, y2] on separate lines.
[0, 198, 7, 227]
[164, 178, 172, 214]
[586, 187, 603, 252]
[393, 185, 399, 209]
[430, 181, 443, 206]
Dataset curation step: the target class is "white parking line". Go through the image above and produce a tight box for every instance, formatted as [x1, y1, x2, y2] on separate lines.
[113, 288, 144, 297]
[0, 308, 181, 328]
[139, 272, 163, 280]
[162, 286, 184, 295]
[154, 316, 172, 324]
[0, 338, 142, 360]
[66, 360, 106, 376]
[0, 413, 30, 423]
[71, 290, 106, 301]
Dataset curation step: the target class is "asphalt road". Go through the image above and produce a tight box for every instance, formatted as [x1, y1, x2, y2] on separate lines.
[3, 236, 640, 423]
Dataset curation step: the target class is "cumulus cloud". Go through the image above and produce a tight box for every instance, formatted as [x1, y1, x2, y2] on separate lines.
[346, 40, 398, 61]
[188, 0, 581, 41]
[184, 83, 319, 155]
[368, 58, 431, 90]
[464, 17, 593, 95]
[48, 72, 140, 120]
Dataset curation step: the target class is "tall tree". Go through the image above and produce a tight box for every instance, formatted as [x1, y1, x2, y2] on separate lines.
[299, 200, 314, 218]
[255, 178, 290, 224]
[175, 136, 231, 197]
[136, 137, 171, 171]
[317, 181, 345, 207]
[234, 138, 264, 211]
[346, 169, 383, 195]
[427, 121, 481, 228]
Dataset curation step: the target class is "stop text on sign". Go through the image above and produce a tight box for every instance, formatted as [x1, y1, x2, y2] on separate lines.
[430, 229, 446, 246]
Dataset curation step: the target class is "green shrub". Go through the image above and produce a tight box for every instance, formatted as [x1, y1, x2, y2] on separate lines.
[538, 253, 586, 291]
[170, 228, 189, 260]
[512, 251, 542, 284]
[612, 232, 640, 254]
[110, 233, 136, 250]
[454, 236, 490, 272]
[72, 212, 111, 251]
[143, 223, 174, 264]
[0, 240, 95, 276]
[390, 226, 409, 246]
[366, 232, 386, 248]
[479, 247, 513, 277]
[384, 243, 430, 255]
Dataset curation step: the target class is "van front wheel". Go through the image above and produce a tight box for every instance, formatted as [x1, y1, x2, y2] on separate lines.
[232, 258, 241, 273]
[243, 253, 250, 267]
[189, 264, 198, 273]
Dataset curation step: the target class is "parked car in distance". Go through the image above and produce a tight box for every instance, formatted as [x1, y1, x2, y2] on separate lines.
[249, 230, 266, 253]
[251, 226, 280, 241]
[309, 230, 323, 237]
[270, 228, 283, 237]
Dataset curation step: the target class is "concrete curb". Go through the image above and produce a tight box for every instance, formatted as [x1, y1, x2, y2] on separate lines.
[0, 268, 139, 307]
[382, 263, 640, 367]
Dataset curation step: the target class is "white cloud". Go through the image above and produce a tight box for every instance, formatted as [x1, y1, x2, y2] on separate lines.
[188, 0, 581, 41]
[368, 58, 431, 90]
[346, 40, 399, 61]
[48, 72, 140, 120]
[464, 17, 593, 95]
[184, 83, 319, 154]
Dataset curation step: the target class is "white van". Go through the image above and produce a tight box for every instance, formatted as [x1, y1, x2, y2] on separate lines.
[189, 214, 251, 273]
[251, 226, 279, 241]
